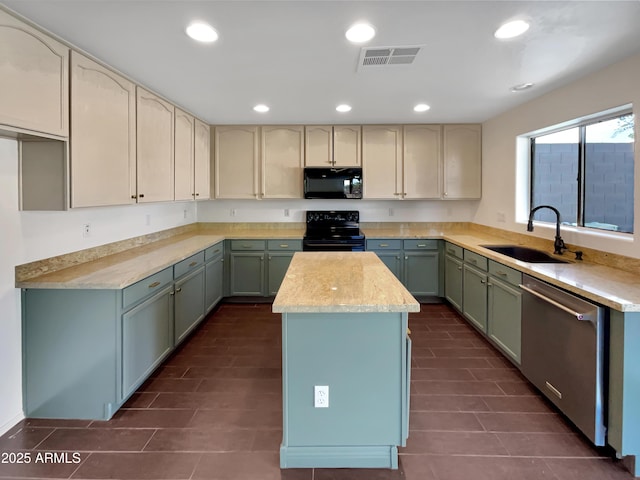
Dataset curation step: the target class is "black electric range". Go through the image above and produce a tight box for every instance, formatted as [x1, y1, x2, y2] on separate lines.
[302, 210, 366, 252]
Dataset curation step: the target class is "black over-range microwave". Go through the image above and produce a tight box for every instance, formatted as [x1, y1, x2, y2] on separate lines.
[303, 167, 363, 199]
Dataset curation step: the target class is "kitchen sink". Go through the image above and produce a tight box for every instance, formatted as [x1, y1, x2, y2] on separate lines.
[480, 245, 569, 264]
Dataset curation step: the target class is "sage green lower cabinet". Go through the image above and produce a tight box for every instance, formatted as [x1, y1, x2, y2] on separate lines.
[487, 276, 522, 364]
[462, 264, 487, 332]
[205, 247, 224, 313]
[174, 267, 205, 345]
[122, 285, 174, 400]
[229, 252, 265, 295]
[367, 239, 441, 297]
[608, 310, 640, 477]
[228, 239, 301, 297]
[280, 311, 410, 469]
[444, 253, 463, 311]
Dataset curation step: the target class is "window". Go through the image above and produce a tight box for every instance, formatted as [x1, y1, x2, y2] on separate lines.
[530, 111, 635, 234]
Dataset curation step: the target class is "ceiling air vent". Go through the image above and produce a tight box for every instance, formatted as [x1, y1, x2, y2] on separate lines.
[357, 46, 422, 71]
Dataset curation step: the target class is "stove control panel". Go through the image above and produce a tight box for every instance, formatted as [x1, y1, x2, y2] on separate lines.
[306, 210, 359, 224]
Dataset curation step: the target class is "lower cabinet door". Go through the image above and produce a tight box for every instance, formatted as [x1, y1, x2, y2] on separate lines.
[444, 254, 463, 311]
[230, 252, 265, 295]
[488, 277, 522, 364]
[122, 286, 174, 400]
[205, 255, 224, 313]
[462, 264, 488, 333]
[404, 252, 439, 296]
[268, 253, 294, 295]
[175, 267, 206, 345]
[374, 251, 403, 281]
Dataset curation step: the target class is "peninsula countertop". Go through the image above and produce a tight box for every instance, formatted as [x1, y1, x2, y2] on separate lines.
[272, 251, 420, 313]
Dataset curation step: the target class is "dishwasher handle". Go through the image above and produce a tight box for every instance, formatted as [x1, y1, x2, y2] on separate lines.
[519, 284, 588, 321]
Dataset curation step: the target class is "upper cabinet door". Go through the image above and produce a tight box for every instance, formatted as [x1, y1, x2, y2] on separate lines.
[262, 125, 304, 198]
[443, 124, 482, 199]
[70, 51, 136, 207]
[362, 125, 402, 199]
[174, 108, 195, 201]
[305, 125, 333, 167]
[0, 10, 69, 137]
[333, 125, 361, 167]
[403, 125, 441, 199]
[194, 119, 210, 200]
[136, 87, 175, 203]
[214, 126, 260, 199]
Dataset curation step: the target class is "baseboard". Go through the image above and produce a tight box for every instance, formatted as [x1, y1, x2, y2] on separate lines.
[0, 412, 25, 437]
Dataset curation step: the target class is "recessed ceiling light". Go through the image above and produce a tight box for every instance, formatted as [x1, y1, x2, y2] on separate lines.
[414, 103, 431, 112]
[510, 82, 534, 92]
[253, 104, 269, 113]
[345, 23, 376, 43]
[336, 104, 352, 113]
[185, 22, 218, 43]
[494, 20, 530, 39]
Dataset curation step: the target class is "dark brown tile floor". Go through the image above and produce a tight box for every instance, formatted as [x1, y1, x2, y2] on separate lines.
[0, 302, 635, 479]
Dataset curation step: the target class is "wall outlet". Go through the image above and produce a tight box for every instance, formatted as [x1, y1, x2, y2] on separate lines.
[388, 208, 394, 217]
[284, 208, 290, 217]
[230, 208, 236, 217]
[497, 211, 506, 223]
[314, 385, 329, 408]
[82, 223, 91, 238]
[183, 209, 188, 219]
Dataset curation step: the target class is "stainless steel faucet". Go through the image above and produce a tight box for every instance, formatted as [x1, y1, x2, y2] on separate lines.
[527, 205, 566, 255]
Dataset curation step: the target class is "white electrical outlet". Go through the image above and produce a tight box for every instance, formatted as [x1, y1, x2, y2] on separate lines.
[388, 208, 394, 217]
[314, 385, 329, 408]
[284, 209, 290, 217]
[497, 211, 506, 223]
[230, 208, 236, 217]
[183, 209, 188, 219]
[82, 223, 91, 238]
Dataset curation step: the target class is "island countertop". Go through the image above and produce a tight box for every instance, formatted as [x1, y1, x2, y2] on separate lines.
[272, 251, 420, 314]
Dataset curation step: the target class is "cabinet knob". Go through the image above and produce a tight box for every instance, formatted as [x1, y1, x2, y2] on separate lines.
[170, 291, 175, 296]
[139, 193, 145, 198]
[131, 194, 137, 199]
[457, 266, 462, 270]
[269, 255, 272, 260]
[480, 280, 486, 284]
[175, 287, 182, 293]
[195, 193, 200, 197]
[405, 256, 409, 260]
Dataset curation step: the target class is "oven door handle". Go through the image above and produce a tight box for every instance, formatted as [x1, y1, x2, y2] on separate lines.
[519, 284, 588, 321]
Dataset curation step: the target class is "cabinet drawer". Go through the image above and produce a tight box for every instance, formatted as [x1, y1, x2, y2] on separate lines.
[231, 240, 266, 251]
[267, 239, 302, 251]
[464, 250, 488, 271]
[488, 260, 522, 286]
[444, 242, 463, 259]
[123, 267, 173, 310]
[175, 251, 205, 279]
[367, 239, 402, 250]
[205, 242, 224, 261]
[404, 239, 438, 250]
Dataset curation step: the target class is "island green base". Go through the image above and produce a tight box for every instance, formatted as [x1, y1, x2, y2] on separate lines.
[280, 445, 399, 469]
[280, 311, 410, 470]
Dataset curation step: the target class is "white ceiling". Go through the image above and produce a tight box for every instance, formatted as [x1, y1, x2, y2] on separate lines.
[3, 1, 640, 125]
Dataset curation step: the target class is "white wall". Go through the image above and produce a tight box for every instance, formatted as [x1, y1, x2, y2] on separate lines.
[477, 52, 640, 259]
[0, 137, 197, 434]
[197, 198, 479, 223]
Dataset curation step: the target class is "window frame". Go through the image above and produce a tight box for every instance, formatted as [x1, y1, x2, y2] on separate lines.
[529, 109, 635, 234]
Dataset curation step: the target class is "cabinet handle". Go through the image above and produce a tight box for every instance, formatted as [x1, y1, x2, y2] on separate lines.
[480, 280, 486, 284]
[131, 194, 137, 199]
[405, 256, 409, 260]
[189, 261, 198, 267]
[396, 256, 401, 259]
[279, 244, 289, 248]
[496, 271, 508, 276]
[242, 245, 251, 248]
[139, 194, 145, 198]
[447, 249, 455, 254]
[487, 283, 493, 287]
[457, 266, 462, 270]
[469, 258, 477, 264]
[195, 193, 200, 197]
[170, 291, 175, 296]
[148, 281, 161, 288]
[213, 249, 220, 253]
[379, 243, 389, 247]
[393, 192, 401, 196]
[269, 255, 272, 260]
[417, 244, 427, 248]
[175, 287, 182, 293]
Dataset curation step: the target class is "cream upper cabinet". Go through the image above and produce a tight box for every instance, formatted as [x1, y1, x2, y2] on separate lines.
[194, 119, 210, 200]
[305, 125, 361, 167]
[333, 125, 361, 167]
[305, 125, 332, 167]
[136, 87, 175, 203]
[362, 125, 403, 199]
[403, 125, 442, 199]
[261, 125, 304, 198]
[174, 108, 195, 201]
[443, 124, 482, 199]
[214, 126, 260, 199]
[70, 51, 136, 207]
[0, 9, 69, 137]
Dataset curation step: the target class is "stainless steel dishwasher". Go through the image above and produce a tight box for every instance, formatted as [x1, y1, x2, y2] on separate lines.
[520, 274, 606, 445]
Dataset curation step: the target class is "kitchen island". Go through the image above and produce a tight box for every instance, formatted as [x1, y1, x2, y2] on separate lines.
[272, 251, 420, 469]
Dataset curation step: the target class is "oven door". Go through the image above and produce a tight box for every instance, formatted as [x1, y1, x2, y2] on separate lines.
[302, 238, 365, 252]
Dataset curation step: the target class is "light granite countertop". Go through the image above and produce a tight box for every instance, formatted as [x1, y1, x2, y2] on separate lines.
[272, 252, 420, 313]
[15, 223, 640, 312]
